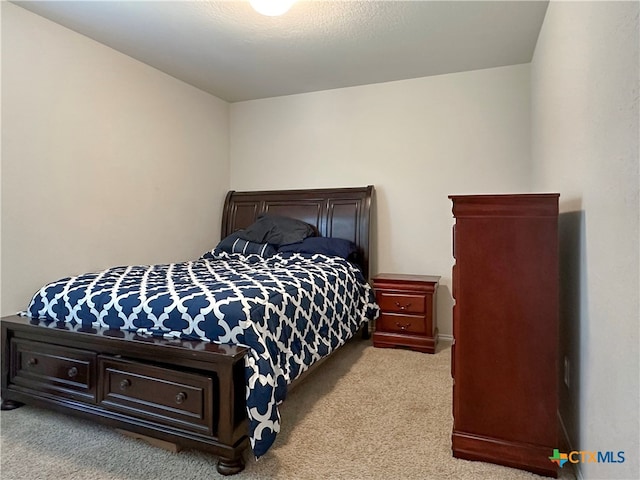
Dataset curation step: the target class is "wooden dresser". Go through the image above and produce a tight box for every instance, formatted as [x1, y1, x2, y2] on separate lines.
[449, 194, 559, 477]
[372, 274, 440, 354]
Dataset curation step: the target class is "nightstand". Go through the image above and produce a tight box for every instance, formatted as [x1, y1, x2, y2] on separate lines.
[372, 273, 440, 354]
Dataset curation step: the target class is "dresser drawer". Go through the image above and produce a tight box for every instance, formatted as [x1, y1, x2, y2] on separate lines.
[98, 357, 215, 435]
[376, 292, 426, 314]
[376, 312, 427, 335]
[9, 339, 97, 403]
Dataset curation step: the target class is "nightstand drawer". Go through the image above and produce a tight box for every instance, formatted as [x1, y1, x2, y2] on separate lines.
[377, 312, 426, 335]
[98, 357, 215, 434]
[377, 292, 426, 314]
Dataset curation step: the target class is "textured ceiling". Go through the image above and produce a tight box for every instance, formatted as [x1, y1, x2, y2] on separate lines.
[13, 1, 549, 102]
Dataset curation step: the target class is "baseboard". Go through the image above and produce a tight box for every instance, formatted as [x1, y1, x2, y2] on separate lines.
[439, 334, 454, 342]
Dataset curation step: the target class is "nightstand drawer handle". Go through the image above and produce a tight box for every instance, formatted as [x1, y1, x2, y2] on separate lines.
[395, 301, 412, 310]
[26, 357, 38, 367]
[67, 367, 78, 378]
[175, 392, 187, 404]
[396, 322, 412, 330]
[119, 379, 131, 390]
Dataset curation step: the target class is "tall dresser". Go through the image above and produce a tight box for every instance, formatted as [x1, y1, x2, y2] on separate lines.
[449, 194, 559, 477]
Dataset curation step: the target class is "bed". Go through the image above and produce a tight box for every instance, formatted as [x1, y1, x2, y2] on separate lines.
[0, 185, 377, 475]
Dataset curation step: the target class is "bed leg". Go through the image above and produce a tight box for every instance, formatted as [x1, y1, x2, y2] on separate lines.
[1, 399, 24, 410]
[361, 321, 371, 340]
[217, 456, 245, 476]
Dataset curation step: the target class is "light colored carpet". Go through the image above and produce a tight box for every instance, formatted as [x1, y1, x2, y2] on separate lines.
[1, 340, 576, 480]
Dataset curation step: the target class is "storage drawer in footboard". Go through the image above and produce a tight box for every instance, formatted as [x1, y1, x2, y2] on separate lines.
[9, 339, 97, 403]
[98, 357, 216, 435]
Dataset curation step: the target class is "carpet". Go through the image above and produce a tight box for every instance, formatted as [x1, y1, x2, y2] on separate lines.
[0, 339, 575, 480]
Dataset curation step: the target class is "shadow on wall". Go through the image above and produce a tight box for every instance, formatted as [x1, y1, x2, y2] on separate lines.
[437, 284, 454, 339]
[558, 209, 587, 461]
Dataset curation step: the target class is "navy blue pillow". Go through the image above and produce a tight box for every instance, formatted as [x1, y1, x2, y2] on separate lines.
[278, 237, 358, 259]
[212, 232, 277, 257]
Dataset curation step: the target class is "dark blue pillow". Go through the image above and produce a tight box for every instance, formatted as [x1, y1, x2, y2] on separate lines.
[212, 232, 277, 257]
[278, 237, 358, 259]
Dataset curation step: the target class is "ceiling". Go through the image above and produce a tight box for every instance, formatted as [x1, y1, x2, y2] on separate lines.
[13, 1, 549, 103]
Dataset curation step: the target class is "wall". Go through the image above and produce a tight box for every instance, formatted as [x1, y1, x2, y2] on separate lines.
[531, 1, 639, 479]
[1, 3, 230, 316]
[229, 64, 532, 337]
[4, 3, 638, 477]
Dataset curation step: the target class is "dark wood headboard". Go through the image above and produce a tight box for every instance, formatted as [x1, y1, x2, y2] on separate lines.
[221, 186, 374, 279]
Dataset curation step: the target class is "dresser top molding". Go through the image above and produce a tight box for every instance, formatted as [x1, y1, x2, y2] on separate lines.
[449, 194, 560, 218]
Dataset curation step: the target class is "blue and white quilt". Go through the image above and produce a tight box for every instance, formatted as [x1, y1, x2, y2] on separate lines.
[21, 251, 379, 457]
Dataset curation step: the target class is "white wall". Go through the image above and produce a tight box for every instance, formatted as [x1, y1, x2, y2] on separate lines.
[531, 1, 639, 479]
[1, 3, 230, 316]
[230, 64, 533, 337]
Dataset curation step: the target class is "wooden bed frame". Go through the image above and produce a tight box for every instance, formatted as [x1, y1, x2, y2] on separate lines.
[0, 185, 374, 475]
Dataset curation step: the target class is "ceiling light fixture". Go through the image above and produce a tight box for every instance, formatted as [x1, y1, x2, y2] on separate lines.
[249, 0, 296, 17]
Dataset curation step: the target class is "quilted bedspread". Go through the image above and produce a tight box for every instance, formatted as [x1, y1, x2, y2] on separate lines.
[22, 251, 379, 457]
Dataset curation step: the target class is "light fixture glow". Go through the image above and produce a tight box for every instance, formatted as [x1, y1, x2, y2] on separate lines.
[250, 0, 296, 17]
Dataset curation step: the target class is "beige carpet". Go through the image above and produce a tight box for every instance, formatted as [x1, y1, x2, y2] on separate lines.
[1, 340, 575, 480]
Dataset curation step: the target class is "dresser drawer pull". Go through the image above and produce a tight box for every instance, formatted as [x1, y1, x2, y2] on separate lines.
[395, 322, 412, 330]
[67, 367, 78, 378]
[395, 301, 412, 310]
[27, 357, 38, 367]
[119, 379, 131, 390]
[175, 392, 187, 405]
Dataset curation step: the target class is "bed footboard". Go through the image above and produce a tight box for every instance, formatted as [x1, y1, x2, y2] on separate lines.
[0, 315, 249, 475]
